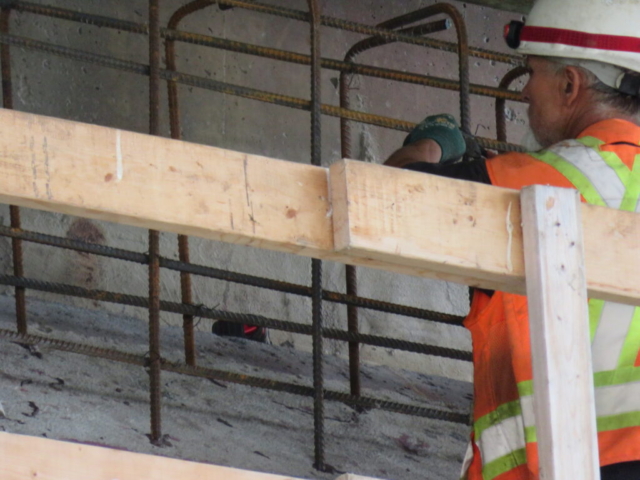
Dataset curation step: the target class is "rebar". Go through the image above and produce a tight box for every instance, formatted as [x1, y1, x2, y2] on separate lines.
[361, 4, 471, 133]
[0, 2, 486, 470]
[0, 275, 472, 360]
[0, 226, 466, 325]
[0, 33, 526, 155]
[0, 6, 26, 335]
[0, 328, 469, 424]
[496, 66, 529, 143]
[0, 2, 523, 101]
[340, 16, 453, 402]
[166, 1, 206, 367]
[0, 0, 521, 65]
[306, 0, 326, 470]
[147, 0, 163, 444]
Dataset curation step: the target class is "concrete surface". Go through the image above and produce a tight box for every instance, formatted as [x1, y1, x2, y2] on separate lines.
[0, 0, 529, 382]
[0, 294, 473, 480]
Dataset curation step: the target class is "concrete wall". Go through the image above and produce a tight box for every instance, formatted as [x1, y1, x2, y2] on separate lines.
[0, 0, 529, 381]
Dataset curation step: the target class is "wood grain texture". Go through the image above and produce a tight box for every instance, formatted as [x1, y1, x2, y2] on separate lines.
[521, 186, 600, 480]
[0, 432, 306, 480]
[0, 108, 332, 258]
[0, 110, 639, 306]
[330, 159, 640, 305]
[332, 159, 527, 292]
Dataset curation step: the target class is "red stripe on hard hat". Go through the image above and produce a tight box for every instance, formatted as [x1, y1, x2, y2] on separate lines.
[521, 26, 640, 53]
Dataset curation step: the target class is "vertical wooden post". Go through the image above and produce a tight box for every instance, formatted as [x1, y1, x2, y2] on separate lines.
[521, 185, 600, 480]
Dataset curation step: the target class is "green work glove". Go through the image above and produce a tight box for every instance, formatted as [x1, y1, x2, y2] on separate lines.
[403, 114, 466, 163]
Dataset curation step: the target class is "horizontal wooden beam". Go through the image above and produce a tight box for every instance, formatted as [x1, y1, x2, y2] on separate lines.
[0, 108, 638, 305]
[0, 432, 306, 480]
[330, 160, 640, 306]
[0, 108, 333, 258]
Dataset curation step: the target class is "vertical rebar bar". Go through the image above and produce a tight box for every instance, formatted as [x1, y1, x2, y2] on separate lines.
[148, 0, 163, 444]
[0, 6, 26, 335]
[307, 0, 325, 472]
[339, 17, 449, 402]
[339, 73, 360, 400]
[165, 0, 216, 367]
[496, 66, 528, 143]
[345, 265, 360, 398]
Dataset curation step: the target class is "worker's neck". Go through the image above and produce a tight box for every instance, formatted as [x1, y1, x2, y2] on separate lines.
[564, 104, 634, 139]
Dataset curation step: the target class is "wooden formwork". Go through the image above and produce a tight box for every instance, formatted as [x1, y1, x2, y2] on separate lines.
[1, 107, 637, 479]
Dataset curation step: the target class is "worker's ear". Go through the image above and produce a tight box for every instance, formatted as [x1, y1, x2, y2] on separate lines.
[561, 66, 583, 107]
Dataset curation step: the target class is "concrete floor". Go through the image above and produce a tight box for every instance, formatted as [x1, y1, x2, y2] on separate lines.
[0, 294, 473, 480]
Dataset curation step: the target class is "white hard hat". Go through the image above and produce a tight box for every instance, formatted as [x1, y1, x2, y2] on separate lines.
[504, 0, 640, 95]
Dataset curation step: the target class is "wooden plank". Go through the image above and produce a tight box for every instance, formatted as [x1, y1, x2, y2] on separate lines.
[0, 110, 639, 305]
[0, 432, 305, 480]
[330, 159, 640, 305]
[520, 186, 600, 480]
[0, 108, 333, 258]
[331, 159, 527, 291]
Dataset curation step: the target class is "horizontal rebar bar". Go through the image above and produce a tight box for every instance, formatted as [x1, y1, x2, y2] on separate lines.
[0, 327, 469, 423]
[0, 32, 525, 153]
[0, 226, 465, 325]
[0, 275, 472, 361]
[2, 0, 521, 65]
[0, 2, 524, 103]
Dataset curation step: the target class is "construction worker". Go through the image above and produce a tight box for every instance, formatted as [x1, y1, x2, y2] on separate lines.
[385, 1, 640, 479]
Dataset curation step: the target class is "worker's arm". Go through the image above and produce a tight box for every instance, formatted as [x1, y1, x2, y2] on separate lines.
[384, 139, 443, 168]
[385, 114, 466, 168]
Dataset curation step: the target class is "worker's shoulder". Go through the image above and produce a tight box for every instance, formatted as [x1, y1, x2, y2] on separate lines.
[486, 150, 571, 190]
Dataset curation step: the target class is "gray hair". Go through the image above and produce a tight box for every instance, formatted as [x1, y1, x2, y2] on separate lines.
[549, 59, 640, 120]
[586, 70, 640, 120]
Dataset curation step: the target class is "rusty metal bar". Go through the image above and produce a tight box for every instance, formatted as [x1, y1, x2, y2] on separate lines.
[0, 274, 472, 361]
[0, 1, 487, 468]
[0, 328, 470, 424]
[0, 33, 526, 155]
[1, 0, 520, 65]
[147, 0, 163, 445]
[496, 66, 529, 143]
[0, 226, 466, 325]
[306, 0, 326, 471]
[0, 2, 524, 102]
[165, 1, 207, 368]
[0, 6, 26, 335]
[339, 14, 452, 401]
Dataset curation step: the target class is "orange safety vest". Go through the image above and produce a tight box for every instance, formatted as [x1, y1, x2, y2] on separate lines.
[462, 119, 640, 480]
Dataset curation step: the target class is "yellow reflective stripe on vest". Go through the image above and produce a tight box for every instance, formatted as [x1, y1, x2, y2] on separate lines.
[629, 157, 640, 212]
[477, 373, 640, 476]
[529, 147, 607, 206]
[482, 449, 527, 480]
[534, 141, 640, 371]
[619, 309, 640, 369]
[473, 399, 531, 478]
[474, 140, 640, 479]
[577, 136, 640, 212]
